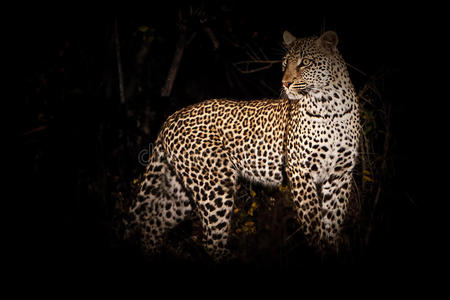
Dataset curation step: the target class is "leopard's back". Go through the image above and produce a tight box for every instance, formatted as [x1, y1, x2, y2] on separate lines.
[160, 98, 290, 186]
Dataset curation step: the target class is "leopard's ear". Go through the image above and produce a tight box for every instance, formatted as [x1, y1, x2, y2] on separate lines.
[283, 31, 296, 46]
[318, 31, 339, 53]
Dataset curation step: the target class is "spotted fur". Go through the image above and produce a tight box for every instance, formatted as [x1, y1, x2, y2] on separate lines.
[123, 31, 360, 260]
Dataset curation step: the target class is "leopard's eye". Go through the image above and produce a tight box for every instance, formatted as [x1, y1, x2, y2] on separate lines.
[301, 58, 312, 66]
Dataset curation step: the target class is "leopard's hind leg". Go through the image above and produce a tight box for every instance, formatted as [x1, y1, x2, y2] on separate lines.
[169, 139, 237, 261]
[124, 143, 192, 255]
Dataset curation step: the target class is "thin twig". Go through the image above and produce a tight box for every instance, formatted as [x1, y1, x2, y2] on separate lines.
[244, 44, 259, 61]
[285, 226, 302, 241]
[203, 26, 220, 50]
[234, 60, 282, 64]
[233, 60, 281, 74]
[114, 18, 125, 104]
[347, 62, 368, 77]
[22, 125, 48, 136]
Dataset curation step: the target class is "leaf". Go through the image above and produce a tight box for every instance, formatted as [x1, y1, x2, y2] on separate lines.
[363, 175, 374, 182]
[138, 25, 149, 33]
[279, 185, 289, 192]
[248, 201, 258, 216]
[249, 188, 256, 197]
[244, 221, 255, 227]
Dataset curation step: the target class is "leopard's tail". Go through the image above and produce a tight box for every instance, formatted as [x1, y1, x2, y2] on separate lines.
[121, 140, 192, 254]
[121, 142, 167, 241]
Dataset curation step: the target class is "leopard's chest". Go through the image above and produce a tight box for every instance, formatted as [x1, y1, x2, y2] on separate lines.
[296, 113, 357, 183]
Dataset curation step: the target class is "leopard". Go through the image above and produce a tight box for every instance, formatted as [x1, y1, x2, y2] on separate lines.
[123, 30, 360, 261]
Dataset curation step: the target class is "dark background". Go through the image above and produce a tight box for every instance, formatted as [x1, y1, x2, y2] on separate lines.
[16, 1, 440, 286]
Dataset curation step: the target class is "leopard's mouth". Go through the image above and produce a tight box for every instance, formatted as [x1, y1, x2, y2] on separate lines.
[292, 82, 312, 93]
[292, 82, 308, 90]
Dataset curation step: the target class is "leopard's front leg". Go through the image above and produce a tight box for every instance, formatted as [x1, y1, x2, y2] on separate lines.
[287, 166, 354, 252]
[319, 170, 354, 250]
[286, 168, 323, 247]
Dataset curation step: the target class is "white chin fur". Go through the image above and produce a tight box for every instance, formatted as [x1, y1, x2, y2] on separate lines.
[286, 91, 303, 100]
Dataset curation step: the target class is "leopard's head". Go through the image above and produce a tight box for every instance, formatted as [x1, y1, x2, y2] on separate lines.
[281, 31, 345, 99]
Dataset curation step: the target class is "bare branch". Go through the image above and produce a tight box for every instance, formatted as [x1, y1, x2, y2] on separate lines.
[161, 24, 188, 97]
[203, 26, 220, 50]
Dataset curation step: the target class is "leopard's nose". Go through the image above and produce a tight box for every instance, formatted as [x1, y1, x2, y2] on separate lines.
[283, 81, 293, 88]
